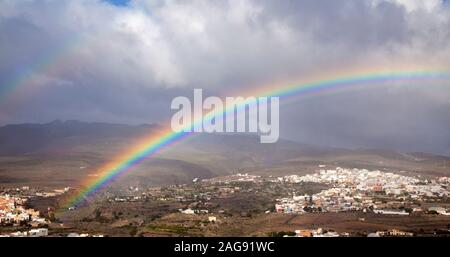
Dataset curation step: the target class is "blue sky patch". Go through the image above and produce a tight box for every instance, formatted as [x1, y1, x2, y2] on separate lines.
[104, 0, 131, 7]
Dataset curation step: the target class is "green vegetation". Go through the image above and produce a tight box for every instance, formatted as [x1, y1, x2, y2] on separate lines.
[146, 224, 191, 235]
[267, 231, 296, 237]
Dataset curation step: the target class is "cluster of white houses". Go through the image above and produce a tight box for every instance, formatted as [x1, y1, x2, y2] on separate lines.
[285, 227, 415, 237]
[0, 194, 48, 225]
[276, 167, 450, 215]
[0, 228, 49, 237]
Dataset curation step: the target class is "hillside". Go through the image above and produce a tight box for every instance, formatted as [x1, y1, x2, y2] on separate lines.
[0, 121, 448, 189]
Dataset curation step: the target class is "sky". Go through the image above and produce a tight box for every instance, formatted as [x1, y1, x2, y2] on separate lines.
[0, 0, 449, 155]
[106, 0, 131, 6]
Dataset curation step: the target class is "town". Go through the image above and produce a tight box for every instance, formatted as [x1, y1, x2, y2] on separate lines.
[275, 167, 449, 216]
[1, 167, 449, 237]
[0, 187, 67, 237]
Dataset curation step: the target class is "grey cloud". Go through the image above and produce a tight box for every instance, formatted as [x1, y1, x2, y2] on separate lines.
[0, 0, 449, 154]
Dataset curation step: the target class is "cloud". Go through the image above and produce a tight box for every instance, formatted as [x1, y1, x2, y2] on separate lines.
[0, 0, 449, 154]
[376, 0, 442, 12]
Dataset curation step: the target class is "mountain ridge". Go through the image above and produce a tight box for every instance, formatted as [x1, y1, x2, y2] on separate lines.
[0, 120, 448, 188]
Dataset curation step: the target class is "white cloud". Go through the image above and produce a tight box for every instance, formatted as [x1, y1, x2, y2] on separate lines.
[2, 0, 449, 90]
[373, 0, 442, 12]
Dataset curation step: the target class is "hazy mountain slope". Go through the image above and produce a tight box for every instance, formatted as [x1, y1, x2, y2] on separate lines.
[0, 121, 448, 188]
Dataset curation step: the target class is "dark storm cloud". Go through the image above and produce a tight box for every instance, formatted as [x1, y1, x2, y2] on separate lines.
[281, 82, 450, 155]
[0, 0, 449, 154]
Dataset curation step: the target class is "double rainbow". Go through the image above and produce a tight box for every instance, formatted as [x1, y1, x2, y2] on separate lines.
[62, 68, 450, 209]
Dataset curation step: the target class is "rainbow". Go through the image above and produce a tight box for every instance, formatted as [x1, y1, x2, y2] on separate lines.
[0, 38, 81, 102]
[63, 68, 450, 209]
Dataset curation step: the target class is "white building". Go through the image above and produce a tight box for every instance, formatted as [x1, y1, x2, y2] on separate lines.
[29, 228, 48, 237]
